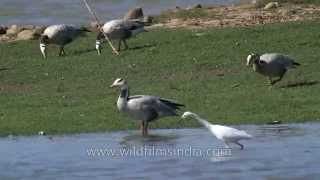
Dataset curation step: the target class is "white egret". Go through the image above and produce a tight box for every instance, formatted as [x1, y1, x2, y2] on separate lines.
[181, 111, 252, 149]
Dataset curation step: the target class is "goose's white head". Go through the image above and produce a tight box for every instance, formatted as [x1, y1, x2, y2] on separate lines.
[39, 35, 49, 59]
[95, 32, 103, 55]
[110, 78, 127, 88]
[246, 53, 259, 66]
[181, 111, 197, 119]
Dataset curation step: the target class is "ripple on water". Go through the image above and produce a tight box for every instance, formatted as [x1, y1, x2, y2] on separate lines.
[0, 123, 320, 180]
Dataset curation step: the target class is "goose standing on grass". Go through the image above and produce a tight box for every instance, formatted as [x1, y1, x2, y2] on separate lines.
[181, 112, 252, 149]
[40, 24, 89, 59]
[95, 19, 146, 55]
[110, 78, 184, 136]
[246, 53, 300, 85]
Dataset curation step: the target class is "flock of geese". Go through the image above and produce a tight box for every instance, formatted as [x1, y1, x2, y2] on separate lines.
[37, 15, 301, 150]
[39, 18, 146, 58]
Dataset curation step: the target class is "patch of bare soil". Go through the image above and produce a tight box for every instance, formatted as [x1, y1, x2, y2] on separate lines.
[0, 84, 33, 93]
[151, 4, 320, 29]
[279, 80, 319, 88]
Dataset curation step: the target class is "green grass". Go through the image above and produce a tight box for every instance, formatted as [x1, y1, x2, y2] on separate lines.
[1, 20, 320, 136]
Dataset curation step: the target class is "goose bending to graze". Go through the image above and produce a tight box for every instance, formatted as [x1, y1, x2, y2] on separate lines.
[181, 112, 252, 149]
[96, 19, 146, 55]
[110, 78, 184, 136]
[246, 53, 300, 85]
[40, 24, 89, 59]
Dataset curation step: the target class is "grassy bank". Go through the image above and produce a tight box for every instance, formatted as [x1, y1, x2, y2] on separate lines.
[1, 20, 320, 136]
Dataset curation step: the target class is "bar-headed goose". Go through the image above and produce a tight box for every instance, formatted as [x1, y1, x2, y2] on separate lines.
[246, 53, 300, 85]
[40, 24, 89, 59]
[110, 78, 184, 136]
[182, 112, 252, 149]
[95, 19, 146, 55]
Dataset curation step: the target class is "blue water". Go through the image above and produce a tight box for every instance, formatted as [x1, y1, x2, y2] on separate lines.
[0, 0, 241, 25]
[0, 123, 320, 180]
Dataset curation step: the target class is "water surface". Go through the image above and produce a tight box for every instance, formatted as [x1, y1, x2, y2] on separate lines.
[0, 123, 320, 179]
[0, 0, 241, 25]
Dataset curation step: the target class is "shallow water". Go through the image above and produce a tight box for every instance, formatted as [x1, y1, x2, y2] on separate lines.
[0, 0, 240, 25]
[0, 123, 320, 180]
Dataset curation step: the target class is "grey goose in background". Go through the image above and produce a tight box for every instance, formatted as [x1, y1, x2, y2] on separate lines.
[110, 78, 184, 136]
[40, 24, 89, 59]
[95, 19, 146, 55]
[246, 53, 300, 85]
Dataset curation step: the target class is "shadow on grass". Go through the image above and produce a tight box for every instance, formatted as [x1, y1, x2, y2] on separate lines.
[128, 44, 156, 50]
[0, 67, 11, 71]
[71, 44, 156, 56]
[72, 48, 96, 55]
[279, 80, 319, 88]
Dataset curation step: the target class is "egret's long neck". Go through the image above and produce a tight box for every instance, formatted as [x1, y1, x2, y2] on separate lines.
[192, 115, 212, 129]
[192, 115, 221, 137]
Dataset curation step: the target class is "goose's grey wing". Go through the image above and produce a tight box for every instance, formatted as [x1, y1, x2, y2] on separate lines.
[103, 20, 124, 33]
[261, 53, 298, 68]
[102, 20, 132, 39]
[102, 19, 144, 32]
[44, 25, 76, 36]
[44, 25, 81, 44]
[274, 54, 299, 68]
[128, 95, 144, 100]
[158, 98, 185, 110]
[127, 95, 184, 118]
[126, 95, 159, 121]
[122, 20, 145, 31]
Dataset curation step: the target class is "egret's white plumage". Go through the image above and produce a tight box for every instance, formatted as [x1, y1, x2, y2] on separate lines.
[181, 112, 252, 149]
[110, 78, 184, 136]
[246, 53, 300, 85]
[96, 19, 146, 54]
[40, 24, 88, 58]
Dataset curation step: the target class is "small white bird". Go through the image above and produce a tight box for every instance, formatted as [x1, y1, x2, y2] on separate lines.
[95, 19, 146, 55]
[38, 131, 45, 136]
[40, 24, 89, 58]
[246, 53, 300, 85]
[181, 112, 252, 149]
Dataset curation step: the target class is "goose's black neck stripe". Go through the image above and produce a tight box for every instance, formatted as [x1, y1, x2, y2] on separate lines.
[120, 87, 129, 99]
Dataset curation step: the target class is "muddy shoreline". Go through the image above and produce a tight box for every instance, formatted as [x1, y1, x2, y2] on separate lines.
[1, 1, 320, 42]
[151, 2, 320, 29]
